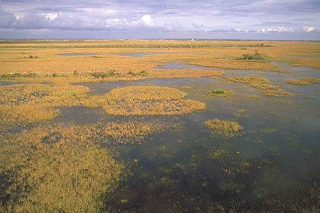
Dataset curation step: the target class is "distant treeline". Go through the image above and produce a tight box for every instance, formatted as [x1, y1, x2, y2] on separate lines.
[0, 43, 272, 49]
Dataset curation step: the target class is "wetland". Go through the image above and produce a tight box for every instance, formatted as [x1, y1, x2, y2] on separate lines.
[0, 40, 320, 212]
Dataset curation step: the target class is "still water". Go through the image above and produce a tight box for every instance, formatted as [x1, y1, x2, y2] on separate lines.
[2, 61, 320, 211]
[70, 62, 320, 211]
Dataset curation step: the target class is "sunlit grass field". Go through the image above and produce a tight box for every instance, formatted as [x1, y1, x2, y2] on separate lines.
[0, 40, 320, 212]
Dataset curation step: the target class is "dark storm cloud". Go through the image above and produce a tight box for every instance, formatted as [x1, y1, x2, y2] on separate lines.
[0, 0, 319, 39]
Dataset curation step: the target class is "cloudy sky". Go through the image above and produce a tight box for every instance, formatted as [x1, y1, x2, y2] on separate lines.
[0, 0, 319, 40]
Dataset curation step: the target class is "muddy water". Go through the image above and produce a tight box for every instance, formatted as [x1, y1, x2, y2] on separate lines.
[72, 63, 320, 211]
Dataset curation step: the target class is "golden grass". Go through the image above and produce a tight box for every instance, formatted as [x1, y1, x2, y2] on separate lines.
[0, 103, 59, 125]
[103, 121, 169, 144]
[281, 57, 320, 69]
[205, 119, 243, 138]
[227, 76, 294, 97]
[0, 125, 123, 212]
[0, 40, 319, 79]
[0, 83, 91, 126]
[285, 78, 320, 85]
[84, 86, 206, 116]
[0, 83, 51, 105]
[107, 86, 186, 101]
[0, 84, 206, 128]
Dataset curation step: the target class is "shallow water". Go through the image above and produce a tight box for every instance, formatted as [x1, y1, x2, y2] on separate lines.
[156, 62, 214, 70]
[1, 60, 320, 211]
[73, 68, 320, 211]
[0, 81, 13, 86]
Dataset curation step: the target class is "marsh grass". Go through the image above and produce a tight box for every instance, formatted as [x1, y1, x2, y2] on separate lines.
[0, 72, 38, 79]
[0, 83, 90, 126]
[0, 125, 123, 212]
[205, 119, 243, 138]
[248, 95, 261, 100]
[103, 121, 169, 144]
[84, 86, 206, 116]
[0, 84, 206, 127]
[90, 70, 117, 78]
[285, 78, 320, 85]
[227, 76, 294, 97]
[24, 55, 39, 59]
[209, 90, 234, 97]
[127, 70, 148, 76]
[236, 51, 269, 61]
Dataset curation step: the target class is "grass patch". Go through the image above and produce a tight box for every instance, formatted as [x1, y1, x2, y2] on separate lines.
[205, 119, 243, 138]
[0, 125, 123, 212]
[90, 70, 116, 78]
[127, 70, 148, 76]
[227, 76, 293, 97]
[209, 90, 234, 97]
[103, 121, 169, 144]
[0, 72, 38, 79]
[99, 86, 206, 116]
[248, 95, 261, 100]
[24, 55, 39, 59]
[285, 78, 320, 85]
[0, 83, 90, 126]
[236, 51, 269, 61]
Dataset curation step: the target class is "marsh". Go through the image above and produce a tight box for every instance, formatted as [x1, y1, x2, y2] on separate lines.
[0, 40, 320, 212]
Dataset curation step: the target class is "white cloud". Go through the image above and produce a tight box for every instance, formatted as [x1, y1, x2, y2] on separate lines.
[302, 26, 316, 32]
[235, 28, 249, 33]
[105, 18, 129, 28]
[257, 26, 294, 33]
[83, 8, 117, 16]
[141, 14, 155, 27]
[45, 13, 58, 20]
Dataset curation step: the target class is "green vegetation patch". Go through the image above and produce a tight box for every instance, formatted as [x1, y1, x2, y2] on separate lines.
[236, 51, 269, 61]
[0, 72, 38, 79]
[90, 70, 117, 78]
[209, 90, 234, 97]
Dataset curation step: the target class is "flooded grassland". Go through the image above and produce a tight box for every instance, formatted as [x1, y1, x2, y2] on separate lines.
[0, 40, 320, 212]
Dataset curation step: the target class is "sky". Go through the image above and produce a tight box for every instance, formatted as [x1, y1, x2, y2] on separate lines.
[0, 0, 319, 40]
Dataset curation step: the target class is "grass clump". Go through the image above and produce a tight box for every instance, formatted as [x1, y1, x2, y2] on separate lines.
[209, 90, 234, 97]
[103, 121, 169, 144]
[248, 95, 261, 100]
[24, 55, 39, 59]
[98, 86, 206, 116]
[237, 51, 269, 61]
[127, 70, 148, 76]
[0, 72, 38, 79]
[0, 83, 90, 126]
[205, 119, 243, 138]
[0, 125, 123, 212]
[285, 78, 320, 85]
[227, 76, 294, 97]
[90, 70, 116, 78]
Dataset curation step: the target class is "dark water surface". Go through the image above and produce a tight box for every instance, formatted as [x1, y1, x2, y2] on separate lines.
[72, 62, 320, 211]
[1, 60, 320, 211]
